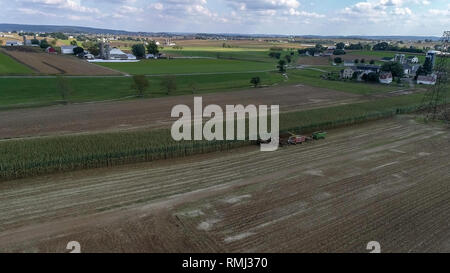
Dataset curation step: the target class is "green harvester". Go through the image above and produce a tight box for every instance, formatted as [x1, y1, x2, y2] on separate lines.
[312, 132, 327, 140]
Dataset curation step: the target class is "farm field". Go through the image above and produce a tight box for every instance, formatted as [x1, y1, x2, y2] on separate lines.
[0, 117, 448, 252]
[0, 48, 122, 75]
[0, 52, 33, 74]
[97, 58, 277, 75]
[0, 72, 283, 108]
[0, 93, 427, 180]
[0, 83, 361, 139]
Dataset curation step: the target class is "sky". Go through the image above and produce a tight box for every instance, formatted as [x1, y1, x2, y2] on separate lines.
[0, 0, 449, 36]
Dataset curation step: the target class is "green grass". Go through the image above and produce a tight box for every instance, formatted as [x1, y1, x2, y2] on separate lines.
[0, 52, 34, 75]
[97, 58, 276, 75]
[0, 72, 283, 109]
[286, 68, 402, 95]
[348, 50, 426, 63]
[0, 93, 425, 181]
[163, 47, 276, 62]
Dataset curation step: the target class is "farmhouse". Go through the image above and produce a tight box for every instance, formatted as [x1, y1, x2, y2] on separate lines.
[379, 72, 393, 84]
[61, 45, 77, 54]
[417, 74, 437, 85]
[402, 64, 420, 78]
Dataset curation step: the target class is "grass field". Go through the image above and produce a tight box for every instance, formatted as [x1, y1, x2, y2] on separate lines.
[97, 58, 277, 75]
[162, 47, 281, 62]
[0, 52, 33, 75]
[0, 93, 426, 180]
[348, 50, 427, 63]
[0, 72, 283, 108]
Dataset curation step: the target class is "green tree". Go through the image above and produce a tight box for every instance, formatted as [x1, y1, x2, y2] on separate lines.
[73, 47, 84, 55]
[132, 44, 146, 59]
[56, 76, 72, 104]
[277, 60, 286, 73]
[381, 62, 404, 79]
[422, 58, 433, 74]
[334, 57, 342, 64]
[285, 54, 292, 63]
[370, 59, 375, 65]
[146, 41, 159, 55]
[333, 49, 346, 55]
[250, 76, 261, 87]
[131, 75, 149, 98]
[70, 40, 78, 46]
[51, 39, 57, 47]
[361, 58, 365, 64]
[31, 39, 40, 45]
[354, 59, 359, 64]
[336, 42, 345, 50]
[39, 39, 50, 49]
[161, 76, 177, 95]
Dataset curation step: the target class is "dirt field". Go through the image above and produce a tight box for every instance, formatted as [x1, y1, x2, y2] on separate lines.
[0, 117, 448, 253]
[0, 48, 122, 75]
[0, 84, 361, 139]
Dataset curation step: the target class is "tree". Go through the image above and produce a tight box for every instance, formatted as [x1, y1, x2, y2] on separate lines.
[277, 60, 286, 73]
[373, 42, 389, 51]
[70, 40, 78, 46]
[132, 44, 146, 59]
[381, 62, 404, 79]
[285, 54, 292, 63]
[333, 49, 346, 55]
[56, 76, 72, 104]
[146, 41, 159, 55]
[39, 39, 50, 49]
[422, 58, 433, 74]
[334, 57, 342, 64]
[131, 75, 149, 98]
[31, 39, 40, 45]
[161, 76, 177, 95]
[73, 47, 84, 55]
[369, 59, 375, 65]
[354, 59, 359, 64]
[250, 77, 261, 87]
[361, 58, 365, 64]
[336, 42, 345, 50]
[51, 39, 57, 47]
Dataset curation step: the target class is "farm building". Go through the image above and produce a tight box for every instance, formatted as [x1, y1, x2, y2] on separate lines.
[379, 72, 393, 84]
[381, 57, 394, 62]
[344, 61, 354, 66]
[46, 47, 57, 54]
[61, 46, 77, 54]
[402, 64, 420, 78]
[5, 40, 22, 46]
[407, 56, 419, 64]
[109, 48, 129, 60]
[341, 68, 355, 79]
[417, 74, 437, 85]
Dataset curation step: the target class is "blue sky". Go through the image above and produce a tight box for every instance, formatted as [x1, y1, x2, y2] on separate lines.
[1, 0, 449, 36]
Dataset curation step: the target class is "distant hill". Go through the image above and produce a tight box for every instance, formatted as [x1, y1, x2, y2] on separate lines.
[0, 23, 441, 41]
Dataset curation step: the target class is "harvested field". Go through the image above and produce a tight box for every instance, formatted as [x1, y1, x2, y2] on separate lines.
[0, 84, 361, 139]
[0, 117, 448, 253]
[0, 48, 122, 75]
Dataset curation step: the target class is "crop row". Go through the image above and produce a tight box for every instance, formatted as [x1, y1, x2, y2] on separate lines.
[0, 94, 426, 181]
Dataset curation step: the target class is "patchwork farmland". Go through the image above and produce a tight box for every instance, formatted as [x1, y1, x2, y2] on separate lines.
[0, 26, 448, 255]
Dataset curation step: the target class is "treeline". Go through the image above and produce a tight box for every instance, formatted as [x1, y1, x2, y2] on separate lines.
[373, 42, 424, 53]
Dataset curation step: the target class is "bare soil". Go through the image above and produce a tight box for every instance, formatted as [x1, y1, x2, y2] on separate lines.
[0, 84, 361, 139]
[0, 117, 448, 253]
[0, 48, 122, 75]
